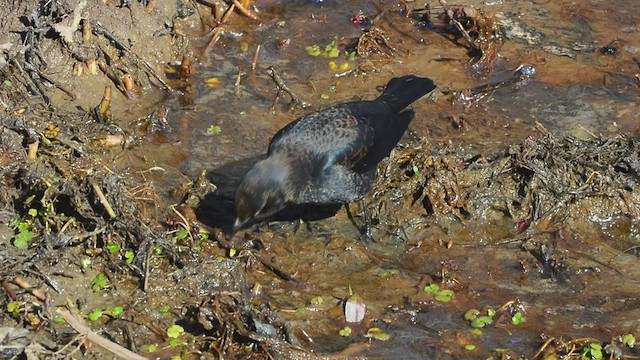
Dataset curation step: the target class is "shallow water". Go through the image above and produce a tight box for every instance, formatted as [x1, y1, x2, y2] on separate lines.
[138, 0, 640, 357]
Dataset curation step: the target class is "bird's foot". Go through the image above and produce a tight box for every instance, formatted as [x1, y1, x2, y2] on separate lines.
[358, 222, 374, 242]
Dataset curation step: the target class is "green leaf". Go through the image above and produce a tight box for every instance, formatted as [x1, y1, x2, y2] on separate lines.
[145, 344, 158, 352]
[582, 343, 603, 359]
[464, 309, 480, 320]
[106, 242, 120, 253]
[206, 125, 222, 135]
[27, 208, 38, 217]
[622, 334, 636, 348]
[159, 305, 170, 313]
[423, 284, 440, 293]
[305, 44, 321, 56]
[175, 229, 189, 240]
[338, 326, 352, 337]
[14, 229, 33, 250]
[464, 344, 476, 350]
[7, 301, 20, 313]
[87, 309, 103, 322]
[124, 250, 135, 264]
[470, 316, 493, 328]
[167, 324, 184, 339]
[91, 273, 109, 292]
[110, 306, 124, 317]
[435, 289, 454, 302]
[511, 312, 525, 325]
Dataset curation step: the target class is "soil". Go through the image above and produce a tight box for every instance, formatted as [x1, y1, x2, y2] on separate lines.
[1, 0, 640, 359]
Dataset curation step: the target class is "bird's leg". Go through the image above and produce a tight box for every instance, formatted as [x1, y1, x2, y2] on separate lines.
[360, 200, 373, 242]
[345, 201, 374, 242]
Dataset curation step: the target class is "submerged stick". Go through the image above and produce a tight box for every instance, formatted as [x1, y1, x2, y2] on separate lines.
[266, 66, 310, 109]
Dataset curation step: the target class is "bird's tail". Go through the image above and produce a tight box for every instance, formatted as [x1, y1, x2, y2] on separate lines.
[376, 75, 436, 114]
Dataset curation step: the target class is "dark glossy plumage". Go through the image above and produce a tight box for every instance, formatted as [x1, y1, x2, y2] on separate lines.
[233, 75, 436, 231]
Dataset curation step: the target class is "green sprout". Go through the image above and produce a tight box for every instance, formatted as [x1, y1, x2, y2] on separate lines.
[87, 309, 103, 322]
[305, 40, 340, 58]
[124, 250, 135, 264]
[423, 284, 440, 293]
[108, 306, 124, 317]
[338, 326, 352, 337]
[106, 242, 120, 253]
[206, 125, 221, 135]
[423, 284, 454, 302]
[622, 334, 636, 348]
[91, 273, 109, 292]
[10, 219, 34, 250]
[167, 324, 184, 339]
[464, 309, 481, 320]
[305, 44, 321, 56]
[471, 316, 493, 328]
[175, 229, 189, 241]
[7, 301, 23, 317]
[582, 342, 603, 360]
[511, 312, 525, 325]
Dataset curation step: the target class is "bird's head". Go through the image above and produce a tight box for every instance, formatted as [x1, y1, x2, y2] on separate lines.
[233, 155, 295, 232]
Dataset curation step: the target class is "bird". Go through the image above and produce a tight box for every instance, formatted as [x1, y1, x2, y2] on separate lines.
[233, 75, 436, 232]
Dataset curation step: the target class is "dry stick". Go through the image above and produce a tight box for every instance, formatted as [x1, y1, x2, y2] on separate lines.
[437, 0, 480, 52]
[91, 182, 117, 219]
[232, 0, 258, 20]
[57, 308, 147, 360]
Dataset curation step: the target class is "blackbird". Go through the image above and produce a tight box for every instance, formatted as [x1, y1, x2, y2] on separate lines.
[233, 75, 436, 231]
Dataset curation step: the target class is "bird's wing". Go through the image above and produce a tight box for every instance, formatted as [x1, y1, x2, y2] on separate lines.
[268, 106, 375, 168]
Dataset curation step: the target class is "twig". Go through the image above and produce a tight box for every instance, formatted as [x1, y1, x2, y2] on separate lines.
[251, 44, 261, 71]
[91, 182, 117, 219]
[437, 0, 480, 51]
[266, 66, 310, 109]
[91, 21, 172, 92]
[232, 0, 258, 20]
[57, 308, 147, 360]
[31, 67, 77, 100]
[220, 3, 236, 24]
[204, 27, 224, 53]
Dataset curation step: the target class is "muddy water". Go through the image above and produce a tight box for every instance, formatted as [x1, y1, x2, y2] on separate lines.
[139, 0, 639, 357]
